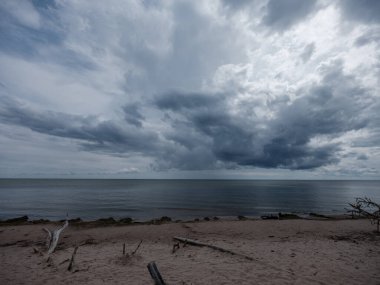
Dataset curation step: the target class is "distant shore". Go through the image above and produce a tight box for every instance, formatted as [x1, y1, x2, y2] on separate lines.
[1, 216, 379, 284]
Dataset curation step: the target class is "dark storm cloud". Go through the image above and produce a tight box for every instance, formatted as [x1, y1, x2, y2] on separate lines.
[357, 154, 369, 160]
[122, 104, 145, 127]
[0, 96, 159, 154]
[156, 91, 250, 152]
[261, 0, 318, 31]
[156, 91, 222, 111]
[157, 90, 340, 170]
[252, 141, 340, 170]
[0, 62, 375, 172]
[339, 0, 380, 24]
[0, 74, 376, 173]
[254, 62, 370, 169]
[352, 100, 380, 148]
[155, 60, 372, 170]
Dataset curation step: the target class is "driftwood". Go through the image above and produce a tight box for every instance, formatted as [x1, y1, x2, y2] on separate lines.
[43, 219, 69, 254]
[173, 237, 326, 283]
[172, 242, 180, 254]
[147, 261, 167, 285]
[68, 246, 79, 271]
[43, 228, 52, 249]
[132, 240, 143, 255]
[173, 236, 254, 261]
[58, 258, 70, 265]
[349, 197, 380, 232]
[122, 240, 143, 257]
[33, 247, 44, 256]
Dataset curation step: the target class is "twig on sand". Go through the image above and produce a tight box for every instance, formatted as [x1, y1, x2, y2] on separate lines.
[59, 258, 70, 265]
[32, 247, 44, 256]
[172, 242, 180, 254]
[147, 261, 167, 285]
[68, 246, 79, 271]
[122, 240, 143, 257]
[132, 240, 143, 255]
[173, 236, 254, 261]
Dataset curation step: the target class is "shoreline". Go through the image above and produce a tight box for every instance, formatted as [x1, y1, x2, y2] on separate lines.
[0, 211, 357, 227]
[0, 218, 379, 284]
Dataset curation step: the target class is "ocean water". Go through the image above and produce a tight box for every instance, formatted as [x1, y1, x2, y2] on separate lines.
[0, 179, 379, 221]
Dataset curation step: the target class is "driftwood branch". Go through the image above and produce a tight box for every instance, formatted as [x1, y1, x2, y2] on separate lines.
[349, 197, 380, 232]
[122, 240, 143, 257]
[43, 219, 69, 254]
[68, 246, 79, 271]
[59, 258, 70, 265]
[132, 240, 143, 255]
[147, 261, 167, 285]
[33, 247, 44, 256]
[42, 228, 52, 250]
[173, 236, 254, 261]
[173, 237, 322, 283]
[172, 242, 180, 254]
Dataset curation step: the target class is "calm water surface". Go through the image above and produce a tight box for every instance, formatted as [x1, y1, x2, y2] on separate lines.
[0, 179, 379, 221]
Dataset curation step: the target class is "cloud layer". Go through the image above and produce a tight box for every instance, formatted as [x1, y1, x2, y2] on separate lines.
[0, 0, 379, 178]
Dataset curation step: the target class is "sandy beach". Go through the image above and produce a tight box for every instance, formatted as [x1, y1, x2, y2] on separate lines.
[0, 218, 379, 285]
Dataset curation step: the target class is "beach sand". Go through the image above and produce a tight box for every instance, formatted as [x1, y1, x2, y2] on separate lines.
[1, 218, 379, 284]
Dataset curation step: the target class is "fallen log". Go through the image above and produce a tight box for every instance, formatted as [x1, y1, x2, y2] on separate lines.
[147, 262, 166, 285]
[173, 236, 254, 261]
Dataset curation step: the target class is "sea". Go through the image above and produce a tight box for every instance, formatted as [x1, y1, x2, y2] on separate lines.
[0, 179, 379, 221]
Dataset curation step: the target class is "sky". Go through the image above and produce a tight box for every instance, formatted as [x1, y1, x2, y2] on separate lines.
[0, 0, 379, 179]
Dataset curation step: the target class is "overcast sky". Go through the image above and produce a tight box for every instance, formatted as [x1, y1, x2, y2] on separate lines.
[0, 0, 379, 179]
